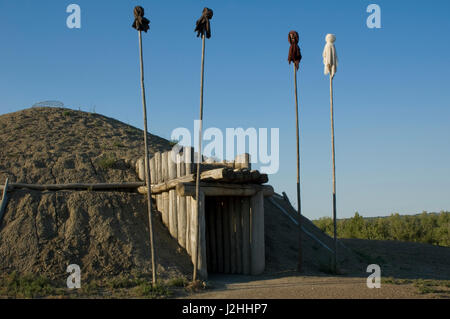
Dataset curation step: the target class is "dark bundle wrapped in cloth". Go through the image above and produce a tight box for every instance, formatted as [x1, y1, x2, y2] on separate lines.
[288, 31, 302, 70]
[195, 7, 214, 39]
[132, 6, 150, 32]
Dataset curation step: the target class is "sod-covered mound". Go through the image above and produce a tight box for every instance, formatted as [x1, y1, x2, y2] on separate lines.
[0, 107, 170, 185]
[0, 190, 191, 282]
[0, 107, 190, 283]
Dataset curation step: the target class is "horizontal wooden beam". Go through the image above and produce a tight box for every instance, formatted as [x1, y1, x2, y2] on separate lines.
[137, 167, 268, 195]
[176, 182, 274, 198]
[0, 182, 145, 192]
[138, 175, 195, 195]
[0, 168, 268, 195]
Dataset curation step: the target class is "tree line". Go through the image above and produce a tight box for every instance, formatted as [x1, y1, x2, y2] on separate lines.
[313, 211, 450, 247]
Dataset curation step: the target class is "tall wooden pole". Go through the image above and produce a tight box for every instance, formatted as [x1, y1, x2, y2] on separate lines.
[138, 30, 157, 285]
[330, 74, 337, 272]
[193, 33, 206, 282]
[294, 64, 303, 272]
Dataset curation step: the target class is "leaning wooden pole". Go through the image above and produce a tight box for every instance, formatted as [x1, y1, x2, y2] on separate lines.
[133, 6, 156, 285]
[288, 31, 303, 272]
[192, 7, 213, 282]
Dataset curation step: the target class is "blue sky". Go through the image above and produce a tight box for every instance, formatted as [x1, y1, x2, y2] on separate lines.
[0, 0, 449, 219]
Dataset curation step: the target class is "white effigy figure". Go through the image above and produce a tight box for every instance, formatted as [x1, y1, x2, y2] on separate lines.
[323, 34, 338, 78]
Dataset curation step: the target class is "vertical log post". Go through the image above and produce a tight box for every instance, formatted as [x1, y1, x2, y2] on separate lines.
[222, 197, 231, 274]
[250, 191, 265, 275]
[234, 154, 242, 170]
[190, 197, 197, 264]
[229, 197, 237, 274]
[216, 199, 224, 273]
[191, 191, 207, 279]
[177, 194, 187, 249]
[137, 157, 145, 181]
[176, 156, 187, 249]
[155, 152, 162, 216]
[169, 189, 178, 239]
[162, 191, 169, 227]
[197, 191, 207, 279]
[168, 150, 177, 181]
[168, 150, 178, 239]
[207, 200, 217, 273]
[235, 153, 250, 170]
[184, 146, 194, 175]
[186, 196, 192, 255]
[235, 198, 243, 274]
[156, 193, 162, 216]
[176, 153, 182, 178]
[155, 152, 161, 183]
[150, 156, 156, 184]
[162, 151, 168, 182]
[241, 197, 251, 275]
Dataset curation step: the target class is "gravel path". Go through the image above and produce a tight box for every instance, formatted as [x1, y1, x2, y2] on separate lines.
[182, 274, 446, 299]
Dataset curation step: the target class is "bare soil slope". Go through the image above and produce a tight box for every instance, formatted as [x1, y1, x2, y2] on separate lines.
[341, 238, 450, 280]
[264, 194, 450, 281]
[0, 107, 190, 283]
[265, 195, 364, 276]
[0, 107, 170, 185]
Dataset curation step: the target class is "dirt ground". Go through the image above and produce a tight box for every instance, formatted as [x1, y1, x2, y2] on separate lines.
[182, 274, 449, 299]
[185, 198, 450, 299]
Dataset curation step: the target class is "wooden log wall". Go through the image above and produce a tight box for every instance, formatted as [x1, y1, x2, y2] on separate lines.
[135, 149, 252, 184]
[203, 195, 263, 275]
[135, 148, 264, 277]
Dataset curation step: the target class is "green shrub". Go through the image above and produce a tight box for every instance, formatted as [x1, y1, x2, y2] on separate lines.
[113, 141, 124, 148]
[97, 155, 116, 169]
[134, 282, 171, 298]
[314, 211, 450, 247]
[166, 277, 188, 288]
[0, 272, 56, 298]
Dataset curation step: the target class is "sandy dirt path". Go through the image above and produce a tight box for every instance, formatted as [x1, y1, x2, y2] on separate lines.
[182, 274, 446, 299]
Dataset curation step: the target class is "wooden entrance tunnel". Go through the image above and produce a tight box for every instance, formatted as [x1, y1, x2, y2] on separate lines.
[136, 147, 273, 279]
